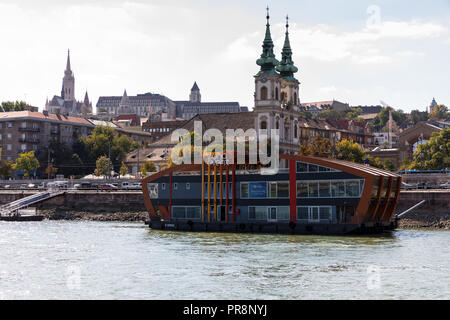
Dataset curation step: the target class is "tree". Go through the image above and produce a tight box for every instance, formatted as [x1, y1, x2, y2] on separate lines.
[410, 128, 450, 170]
[335, 139, 366, 163]
[94, 156, 109, 177]
[119, 161, 128, 177]
[317, 109, 346, 121]
[45, 163, 58, 178]
[410, 110, 428, 124]
[80, 126, 139, 173]
[299, 135, 333, 157]
[140, 162, 156, 175]
[0, 160, 13, 179]
[0, 101, 30, 112]
[429, 104, 448, 121]
[12, 151, 40, 177]
[372, 108, 408, 131]
[45, 141, 85, 177]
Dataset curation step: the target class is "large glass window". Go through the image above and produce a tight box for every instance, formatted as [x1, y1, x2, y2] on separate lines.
[331, 181, 345, 197]
[308, 164, 318, 172]
[319, 207, 331, 220]
[346, 181, 360, 197]
[269, 182, 277, 198]
[319, 181, 331, 197]
[277, 182, 289, 198]
[248, 207, 267, 220]
[172, 207, 186, 219]
[277, 207, 290, 221]
[308, 182, 319, 198]
[297, 207, 309, 220]
[297, 182, 308, 198]
[296, 162, 308, 172]
[241, 183, 249, 198]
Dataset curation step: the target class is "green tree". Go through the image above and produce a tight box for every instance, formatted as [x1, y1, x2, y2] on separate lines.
[299, 135, 333, 157]
[80, 126, 139, 173]
[0, 101, 29, 112]
[429, 104, 448, 121]
[0, 160, 13, 179]
[94, 156, 109, 177]
[410, 110, 429, 124]
[335, 139, 366, 164]
[119, 161, 128, 177]
[140, 162, 156, 175]
[45, 163, 58, 178]
[410, 128, 450, 170]
[12, 151, 40, 177]
[316, 109, 346, 121]
[372, 108, 408, 131]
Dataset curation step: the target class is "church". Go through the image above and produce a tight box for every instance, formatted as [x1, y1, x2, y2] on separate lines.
[45, 50, 92, 116]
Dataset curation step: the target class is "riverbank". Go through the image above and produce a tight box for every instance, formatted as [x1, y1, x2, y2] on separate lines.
[38, 208, 148, 222]
[35, 208, 450, 230]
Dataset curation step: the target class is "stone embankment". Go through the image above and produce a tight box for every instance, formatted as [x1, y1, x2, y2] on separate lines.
[39, 208, 148, 222]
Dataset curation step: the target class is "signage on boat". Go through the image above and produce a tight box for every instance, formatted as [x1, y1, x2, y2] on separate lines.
[249, 182, 267, 199]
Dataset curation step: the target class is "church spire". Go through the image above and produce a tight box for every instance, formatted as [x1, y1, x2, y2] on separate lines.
[276, 15, 298, 81]
[65, 49, 72, 74]
[256, 6, 279, 75]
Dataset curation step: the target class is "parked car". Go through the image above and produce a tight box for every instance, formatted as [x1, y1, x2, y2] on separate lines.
[401, 182, 417, 190]
[439, 182, 450, 189]
[3, 184, 11, 189]
[27, 183, 36, 189]
[99, 183, 118, 190]
[37, 182, 46, 190]
[121, 182, 141, 189]
[19, 184, 28, 189]
[73, 184, 82, 189]
[417, 182, 431, 190]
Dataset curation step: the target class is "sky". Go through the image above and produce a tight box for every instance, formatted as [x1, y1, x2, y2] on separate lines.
[0, 0, 449, 113]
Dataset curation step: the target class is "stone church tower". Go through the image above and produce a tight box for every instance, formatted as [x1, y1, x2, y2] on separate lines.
[253, 10, 301, 163]
[62, 50, 75, 101]
[189, 82, 201, 103]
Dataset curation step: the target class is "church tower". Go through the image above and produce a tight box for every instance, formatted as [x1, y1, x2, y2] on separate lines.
[276, 15, 300, 111]
[254, 7, 281, 109]
[62, 49, 75, 101]
[189, 82, 201, 103]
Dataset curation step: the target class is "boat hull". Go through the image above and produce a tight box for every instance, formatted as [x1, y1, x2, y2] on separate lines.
[0, 215, 44, 222]
[147, 220, 397, 235]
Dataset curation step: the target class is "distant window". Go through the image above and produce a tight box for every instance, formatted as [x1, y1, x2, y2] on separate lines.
[260, 86, 268, 100]
[173, 183, 178, 190]
[186, 183, 190, 190]
[275, 88, 279, 100]
[161, 183, 166, 191]
[260, 121, 267, 130]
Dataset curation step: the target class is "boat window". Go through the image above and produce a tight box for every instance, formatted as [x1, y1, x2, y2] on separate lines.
[240, 183, 249, 198]
[319, 207, 332, 220]
[268, 182, 277, 198]
[319, 181, 331, 197]
[161, 183, 166, 191]
[186, 183, 190, 190]
[308, 164, 318, 172]
[296, 162, 308, 172]
[297, 182, 308, 198]
[248, 207, 267, 220]
[277, 207, 290, 221]
[331, 181, 345, 197]
[308, 182, 319, 197]
[297, 207, 309, 220]
[346, 181, 359, 197]
[173, 183, 178, 190]
[277, 182, 289, 198]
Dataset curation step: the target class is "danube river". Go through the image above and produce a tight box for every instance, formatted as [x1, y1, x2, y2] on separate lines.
[0, 221, 449, 299]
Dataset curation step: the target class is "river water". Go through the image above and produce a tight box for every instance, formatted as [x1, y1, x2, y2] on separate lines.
[0, 220, 449, 300]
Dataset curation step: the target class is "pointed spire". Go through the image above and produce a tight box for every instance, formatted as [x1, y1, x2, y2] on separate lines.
[84, 91, 89, 105]
[256, 6, 279, 75]
[276, 15, 298, 81]
[66, 49, 71, 72]
[191, 81, 200, 91]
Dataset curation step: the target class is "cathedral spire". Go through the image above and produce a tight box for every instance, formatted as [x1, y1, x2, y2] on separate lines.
[256, 6, 279, 75]
[276, 15, 298, 81]
[65, 49, 72, 74]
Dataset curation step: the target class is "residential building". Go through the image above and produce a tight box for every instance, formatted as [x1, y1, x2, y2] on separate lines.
[0, 111, 94, 163]
[300, 100, 349, 116]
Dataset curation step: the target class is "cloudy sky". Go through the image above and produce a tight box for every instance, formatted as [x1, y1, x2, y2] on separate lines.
[0, 0, 449, 112]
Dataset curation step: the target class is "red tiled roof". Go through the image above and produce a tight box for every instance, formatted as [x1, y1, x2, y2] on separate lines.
[0, 111, 93, 126]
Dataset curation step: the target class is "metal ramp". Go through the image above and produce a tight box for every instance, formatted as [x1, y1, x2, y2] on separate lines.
[0, 190, 65, 217]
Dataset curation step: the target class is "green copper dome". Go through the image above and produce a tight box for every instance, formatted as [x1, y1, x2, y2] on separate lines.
[256, 7, 279, 75]
[276, 16, 298, 81]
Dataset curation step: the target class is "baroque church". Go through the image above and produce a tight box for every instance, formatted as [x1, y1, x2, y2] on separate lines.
[45, 50, 93, 116]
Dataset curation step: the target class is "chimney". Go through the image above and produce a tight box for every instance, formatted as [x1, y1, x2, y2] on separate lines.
[43, 110, 49, 116]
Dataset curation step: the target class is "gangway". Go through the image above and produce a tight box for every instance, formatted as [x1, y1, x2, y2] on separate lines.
[0, 190, 65, 217]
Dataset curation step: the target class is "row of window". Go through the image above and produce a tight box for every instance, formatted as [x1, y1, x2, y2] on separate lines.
[172, 206, 201, 219]
[297, 180, 364, 198]
[296, 162, 340, 173]
[248, 206, 332, 222]
[240, 180, 364, 199]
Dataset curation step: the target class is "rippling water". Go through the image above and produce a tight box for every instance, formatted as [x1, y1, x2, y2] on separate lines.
[0, 220, 449, 299]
